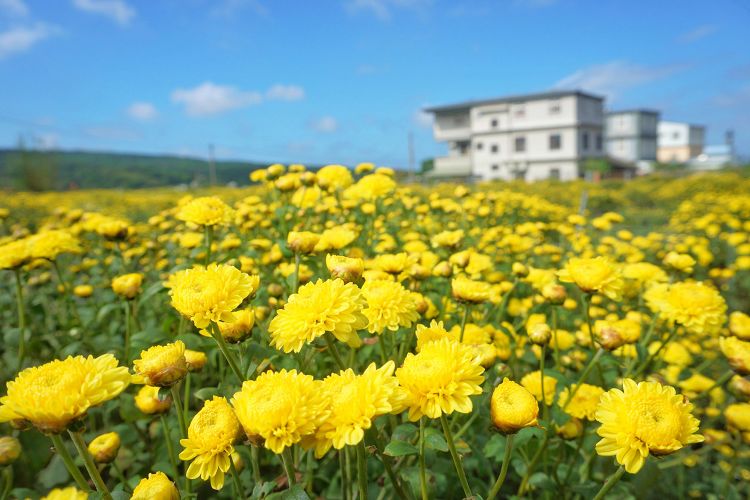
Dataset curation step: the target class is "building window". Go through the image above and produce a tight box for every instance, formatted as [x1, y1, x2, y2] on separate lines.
[549, 168, 561, 180]
[514, 137, 526, 152]
[491, 144, 498, 153]
[490, 119, 498, 128]
[582, 132, 589, 150]
[549, 134, 561, 150]
[596, 134, 603, 151]
[476, 142, 483, 150]
[514, 168, 525, 180]
[549, 101, 560, 114]
[672, 132, 679, 140]
[491, 164, 499, 171]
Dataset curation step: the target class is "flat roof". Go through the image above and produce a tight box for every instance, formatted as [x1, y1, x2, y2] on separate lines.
[606, 109, 660, 116]
[424, 89, 604, 113]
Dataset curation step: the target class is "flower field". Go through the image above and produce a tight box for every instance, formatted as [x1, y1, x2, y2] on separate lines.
[1, 165, 750, 500]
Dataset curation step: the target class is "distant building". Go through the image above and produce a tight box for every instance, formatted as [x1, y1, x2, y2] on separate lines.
[688, 130, 736, 170]
[605, 109, 659, 173]
[424, 90, 606, 181]
[657, 121, 705, 163]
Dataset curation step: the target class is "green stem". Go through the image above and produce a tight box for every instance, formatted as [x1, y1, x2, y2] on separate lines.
[50, 434, 90, 492]
[325, 333, 347, 370]
[356, 441, 368, 500]
[551, 307, 561, 371]
[160, 415, 181, 489]
[123, 300, 131, 363]
[632, 325, 678, 378]
[69, 431, 111, 499]
[292, 253, 301, 294]
[0, 467, 12, 500]
[517, 433, 549, 495]
[170, 385, 189, 439]
[440, 414, 472, 498]
[13, 269, 26, 370]
[694, 369, 734, 400]
[419, 418, 428, 500]
[111, 460, 131, 493]
[592, 465, 626, 500]
[210, 322, 245, 382]
[251, 445, 262, 484]
[459, 303, 470, 343]
[53, 259, 82, 328]
[487, 434, 514, 500]
[373, 433, 408, 500]
[581, 293, 595, 350]
[183, 372, 191, 421]
[230, 454, 245, 499]
[281, 448, 297, 487]
[339, 449, 349, 500]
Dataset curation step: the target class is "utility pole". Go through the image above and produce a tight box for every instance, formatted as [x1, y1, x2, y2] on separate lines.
[208, 143, 217, 186]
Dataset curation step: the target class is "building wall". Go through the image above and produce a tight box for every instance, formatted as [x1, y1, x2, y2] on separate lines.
[657, 145, 702, 163]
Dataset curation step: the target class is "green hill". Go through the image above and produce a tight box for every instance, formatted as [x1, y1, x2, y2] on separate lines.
[0, 149, 270, 190]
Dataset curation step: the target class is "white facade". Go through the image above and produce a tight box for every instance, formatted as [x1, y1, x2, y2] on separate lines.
[605, 110, 659, 172]
[657, 121, 705, 163]
[426, 91, 605, 181]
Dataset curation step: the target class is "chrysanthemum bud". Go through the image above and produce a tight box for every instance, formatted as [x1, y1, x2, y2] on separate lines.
[133, 341, 188, 387]
[721, 336, 750, 375]
[300, 171, 317, 186]
[730, 375, 750, 399]
[88, 432, 121, 464]
[451, 276, 491, 304]
[542, 283, 567, 305]
[490, 378, 539, 434]
[134, 386, 172, 415]
[433, 261, 452, 277]
[215, 309, 255, 344]
[268, 283, 284, 297]
[326, 254, 364, 283]
[185, 349, 208, 372]
[0, 436, 21, 465]
[556, 418, 584, 440]
[596, 325, 626, 351]
[111, 273, 143, 300]
[528, 323, 552, 346]
[287, 231, 320, 254]
[73, 284, 94, 298]
[512, 262, 529, 278]
[132, 471, 180, 500]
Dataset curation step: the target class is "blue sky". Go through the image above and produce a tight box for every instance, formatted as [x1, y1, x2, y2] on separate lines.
[0, 0, 748, 167]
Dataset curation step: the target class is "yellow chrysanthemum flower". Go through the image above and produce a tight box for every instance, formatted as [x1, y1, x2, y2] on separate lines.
[180, 396, 240, 490]
[730, 311, 750, 340]
[307, 361, 405, 458]
[231, 369, 329, 454]
[326, 254, 364, 283]
[133, 341, 188, 387]
[200, 308, 255, 343]
[622, 262, 668, 286]
[362, 280, 420, 334]
[557, 256, 623, 300]
[396, 338, 484, 421]
[41, 486, 89, 500]
[27, 230, 81, 261]
[111, 272, 143, 299]
[176, 196, 234, 227]
[490, 378, 539, 434]
[725, 403, 750, 432]
[316, 164, 354, 191]
[165, 264, 260, 329]
[558, 383, 605, 420]
[520, 370, 558, 405]
[595, 379, 703, 474]
[720, 336, 750, 375]
[644, 281, 727, 335]
[131, 471, 180, 500]
[269, 278, 367, 353]
[0, 354, 130, 433]
[0, 237, 31, 270]
[451, 276, 492, 303]
[415, 320, 456, 350]
[134, 385, 172, 415]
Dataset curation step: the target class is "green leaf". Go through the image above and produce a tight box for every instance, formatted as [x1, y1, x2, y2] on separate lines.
[392, 423, 417, 442]
[193, 386, 220, 401]
[137, 281, 166, 308]
[424, 428, 449, 452]
[384, 440, 419, 457]
[266, 485, 311, 500]
[483, 434, 506, 460]
[39, 454, 70, 488]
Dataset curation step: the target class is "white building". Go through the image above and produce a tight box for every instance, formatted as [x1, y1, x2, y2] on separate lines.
[424, 90, 605, 181]
[657, 121, 705, 163]
[605, 109, 659, 173]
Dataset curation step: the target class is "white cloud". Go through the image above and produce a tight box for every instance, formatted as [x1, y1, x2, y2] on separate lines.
[171, 82, 263, 116]
[266, 84, 305, 101]
[553, 60, 686, 100]
[412, 109, 433, 128]
[0, 23, 58, 59]
[127, 101, 158, 121]
[72, 0, 135, 26]
[36, 132, 58, 149]
[0, 0, 28, 17]
[677, 24, 717, 44]
[310, 116, 338, 133]
[345, 0, 431, 20]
